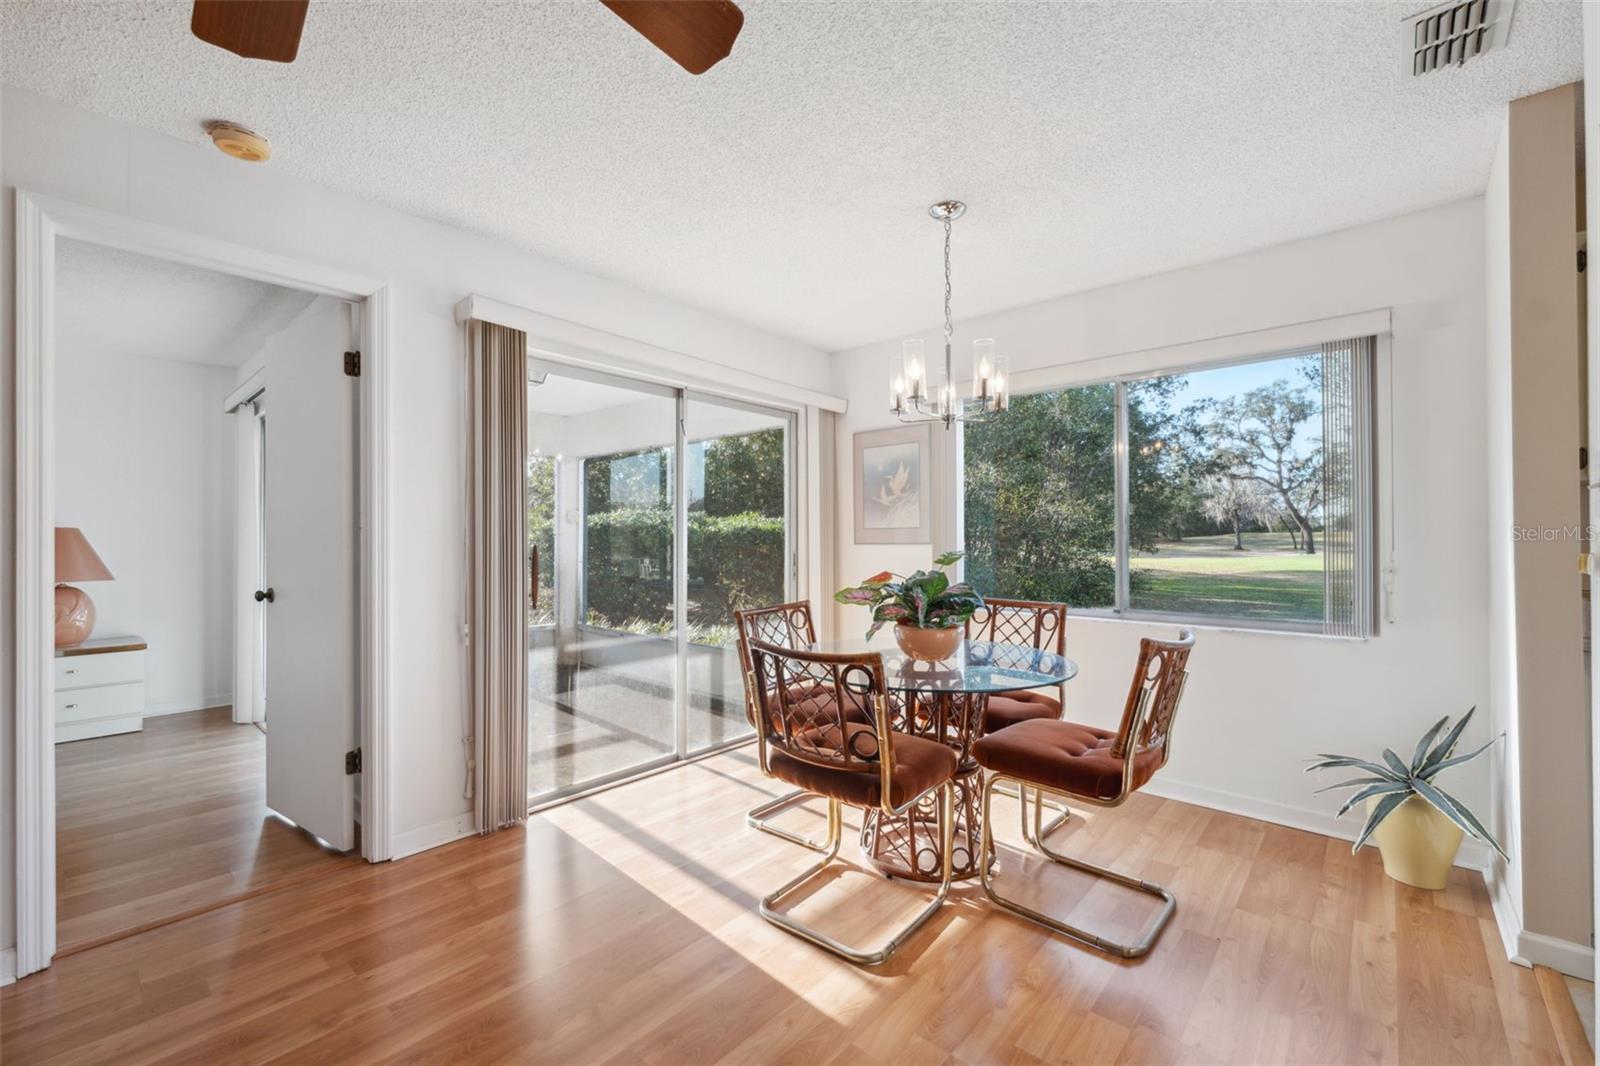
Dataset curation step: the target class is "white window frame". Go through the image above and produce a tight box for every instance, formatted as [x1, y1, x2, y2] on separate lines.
[956, 315, 1390, 639]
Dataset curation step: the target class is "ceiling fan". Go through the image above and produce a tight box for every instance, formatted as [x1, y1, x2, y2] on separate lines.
[190, 0, 744, 75]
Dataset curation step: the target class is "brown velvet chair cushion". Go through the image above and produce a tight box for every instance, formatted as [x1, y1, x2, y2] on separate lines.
[982, 690, 1062, 734]
[769, 725, 958, 811]
[973, 718, 1163, 802]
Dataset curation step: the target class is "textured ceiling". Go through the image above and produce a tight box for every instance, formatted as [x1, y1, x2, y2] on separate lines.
[4, 1, 1584, 352]
[57, 238, 316, 367]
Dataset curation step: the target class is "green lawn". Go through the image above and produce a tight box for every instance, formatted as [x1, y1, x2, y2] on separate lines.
[1128, 532, 1323, 622]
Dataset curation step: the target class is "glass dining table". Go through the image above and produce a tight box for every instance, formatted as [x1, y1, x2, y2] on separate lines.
[807, 638, 1079, 883]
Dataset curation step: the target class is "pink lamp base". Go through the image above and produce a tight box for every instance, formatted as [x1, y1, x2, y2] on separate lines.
[55, 584, 97, 648]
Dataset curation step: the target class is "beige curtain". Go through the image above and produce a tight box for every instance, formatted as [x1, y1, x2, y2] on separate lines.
[467, 320, 530, 832]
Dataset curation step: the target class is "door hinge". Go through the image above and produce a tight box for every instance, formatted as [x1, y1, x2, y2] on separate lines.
[345, 747, 362, 774]
[344, 350, 361, 377]
[1580, 248, 1588, 274]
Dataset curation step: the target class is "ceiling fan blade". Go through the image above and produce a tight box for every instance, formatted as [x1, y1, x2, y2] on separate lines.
[599, 0, 743, 76]
[191, 0, 309, 63]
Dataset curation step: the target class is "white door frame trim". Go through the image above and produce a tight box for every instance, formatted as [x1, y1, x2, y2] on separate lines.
[12, 190, 394, 980]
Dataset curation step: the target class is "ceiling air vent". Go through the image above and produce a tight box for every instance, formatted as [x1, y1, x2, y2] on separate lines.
[1404, 0, 1515, 77]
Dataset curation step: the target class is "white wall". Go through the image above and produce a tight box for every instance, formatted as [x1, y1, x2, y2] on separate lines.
[1484, 118, 1522, 944]
[832, 198, 1494, 853]
[1483, 84, 1591, 964]
[0, 86, 833, 959]
[54, 349, 236, 715]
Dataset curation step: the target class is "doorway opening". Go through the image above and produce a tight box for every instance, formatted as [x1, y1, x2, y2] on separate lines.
[525, 362, 795, 805]
[49, 238, 362, 953]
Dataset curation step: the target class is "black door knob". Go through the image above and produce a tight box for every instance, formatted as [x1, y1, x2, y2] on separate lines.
[254, 588, 275, 603]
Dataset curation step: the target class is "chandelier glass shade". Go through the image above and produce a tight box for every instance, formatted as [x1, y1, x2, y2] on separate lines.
[889, 200, 1008, 427]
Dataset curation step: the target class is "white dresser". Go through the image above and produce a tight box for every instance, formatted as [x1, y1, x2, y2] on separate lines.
[55, 636, 147, 743]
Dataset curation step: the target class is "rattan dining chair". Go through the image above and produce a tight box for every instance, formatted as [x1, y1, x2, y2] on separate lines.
[748, 641, 957, 966]
[735, 601, 831, 852]
[973, 629, 1194, 958]
[966, 597, 1071, 842]
[966, 598, 1069, 733]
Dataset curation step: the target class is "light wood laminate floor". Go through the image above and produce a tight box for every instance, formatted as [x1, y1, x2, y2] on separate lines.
[55, 707, 355, 953]
[5, 745, 1566, 1064]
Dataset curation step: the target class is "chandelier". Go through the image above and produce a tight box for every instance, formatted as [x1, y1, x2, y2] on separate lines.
[889, 200, 1008, 427]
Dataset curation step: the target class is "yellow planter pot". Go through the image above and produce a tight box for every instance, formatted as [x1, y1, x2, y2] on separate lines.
[1366, 794, 1464, 890]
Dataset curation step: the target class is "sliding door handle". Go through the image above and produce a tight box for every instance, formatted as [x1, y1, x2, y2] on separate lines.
[254, 588, 275, 603]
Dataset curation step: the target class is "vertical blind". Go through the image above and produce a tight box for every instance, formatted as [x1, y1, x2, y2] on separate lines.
[467, 320, 530, 832]
[1320, 336, 1376, 638]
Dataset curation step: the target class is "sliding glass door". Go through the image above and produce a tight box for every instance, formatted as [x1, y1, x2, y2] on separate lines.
[684, 395, 792, 752]
[526, 365, 794, 806]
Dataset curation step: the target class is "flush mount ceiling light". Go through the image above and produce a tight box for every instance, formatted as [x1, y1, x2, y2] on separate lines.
[205, 121, 271, 163]
[889, 201, 1008, 428]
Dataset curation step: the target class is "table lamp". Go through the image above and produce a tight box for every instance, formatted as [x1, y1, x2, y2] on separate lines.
[55, 527, 113, 648]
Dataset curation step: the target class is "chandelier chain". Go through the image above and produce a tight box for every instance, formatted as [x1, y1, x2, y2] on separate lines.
[891, 199, 1006, 427]
[943, 217, 953, 343]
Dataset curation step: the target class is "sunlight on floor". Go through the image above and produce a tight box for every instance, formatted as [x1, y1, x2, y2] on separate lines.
[533, 752, 1126, 1020]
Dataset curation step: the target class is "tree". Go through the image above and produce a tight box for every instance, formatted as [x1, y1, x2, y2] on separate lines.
[1200, 474, 1276, 550]
[527, 455, 557, 624]
[964, 384, 1119, 607]
[1195, 380, 1322, 554]
[698, 427, 783, 518]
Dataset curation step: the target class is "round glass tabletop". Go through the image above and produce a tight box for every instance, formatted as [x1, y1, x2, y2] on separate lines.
[813, 638, 1078, 695]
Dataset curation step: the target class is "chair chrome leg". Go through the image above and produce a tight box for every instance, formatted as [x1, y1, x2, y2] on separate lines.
[747, 788, 831, 852]
[1015, 782, 1071, 846]
[994, 779, 1070, 845]
[760, 785, 954, 966]
[980, 775, 1176, 959]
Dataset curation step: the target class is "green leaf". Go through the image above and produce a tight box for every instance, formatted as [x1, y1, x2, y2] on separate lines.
[1420, 707, 1476, 776]
[1335, 780, 1413, 819]
[865, 618, 887, 640]
[933, 550, 964, 567]
[1411, 778, 1509, 861]
[834, 586, 882, 606]
[1410, 715, 1451, 775]
[1312, 776, 1395, 794]
[1419, 736, 1502, 780]
[1351, 791, 1410, 854]
[1381, 749, 1410, 778]
[908, 586, 929, 626]
[1306, 756, 1403, 781]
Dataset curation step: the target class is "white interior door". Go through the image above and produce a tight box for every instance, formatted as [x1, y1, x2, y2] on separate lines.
[263, 297, 358, 850]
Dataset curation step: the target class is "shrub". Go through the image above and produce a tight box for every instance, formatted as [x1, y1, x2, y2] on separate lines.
[583, 507, 786, 630]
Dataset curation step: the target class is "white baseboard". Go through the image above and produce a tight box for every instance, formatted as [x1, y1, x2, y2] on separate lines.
[1487, 865, 1523, 962]
[1, 947, 16, 988]
[1142, 776, 1490, 870]
[1517, 929, 1596, 979]
[1484, 868, 1595, 979]
[143, 694, 233, 718]
[391, 812, 475, 860]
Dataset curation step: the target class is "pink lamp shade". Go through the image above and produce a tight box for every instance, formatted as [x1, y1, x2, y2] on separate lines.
[56, 527, 114, 583]
[55, 527, 113, 648]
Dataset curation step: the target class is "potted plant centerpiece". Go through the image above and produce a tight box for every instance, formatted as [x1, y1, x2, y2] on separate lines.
[1307, 707, 1506, 889]
[835, 551, 984, 662]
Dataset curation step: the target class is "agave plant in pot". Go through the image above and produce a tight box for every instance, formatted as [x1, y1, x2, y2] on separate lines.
[1307, 707, 1506, 890]
[835, 551, 984, 662]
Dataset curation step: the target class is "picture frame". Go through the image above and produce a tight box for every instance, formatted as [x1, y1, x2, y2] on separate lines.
[853, 425, 932, 544]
